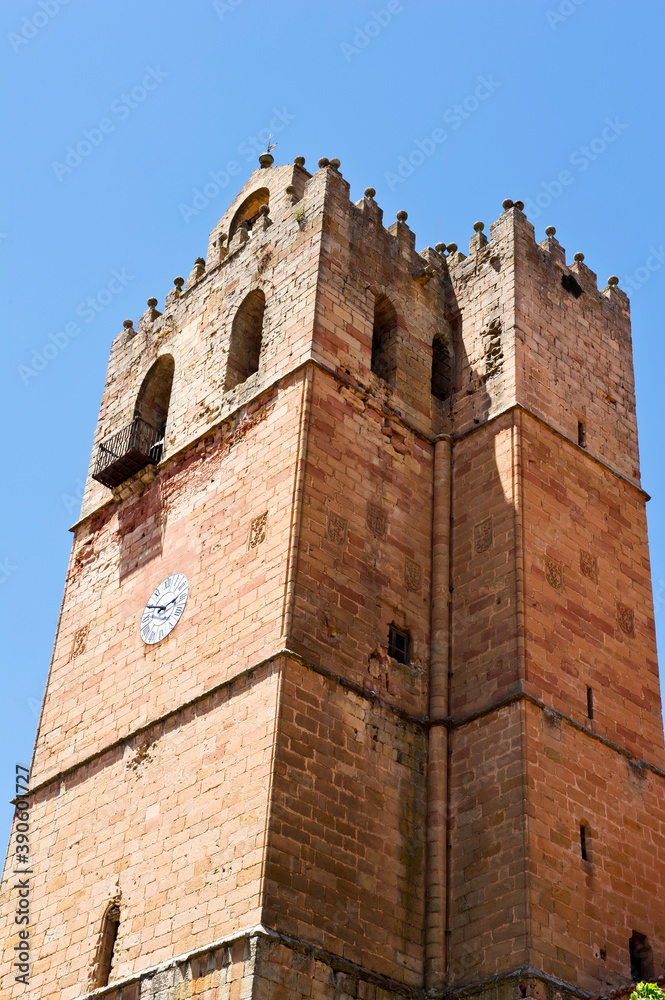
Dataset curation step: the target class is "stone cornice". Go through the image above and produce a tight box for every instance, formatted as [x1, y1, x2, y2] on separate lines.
[19, 649, 665, 805]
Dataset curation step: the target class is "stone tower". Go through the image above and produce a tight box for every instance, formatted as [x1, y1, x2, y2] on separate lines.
[2, 156, 663, 1000]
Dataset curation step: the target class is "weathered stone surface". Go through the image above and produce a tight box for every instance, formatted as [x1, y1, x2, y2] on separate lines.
[1, 158, 662, 1000]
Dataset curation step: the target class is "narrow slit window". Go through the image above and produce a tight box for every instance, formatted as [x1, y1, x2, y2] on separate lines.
[388, 624, 410, 665]
[94, 903, 120, 989]
[586, 687, 594, 720]
[431, 333, 452, 401]
[629, 932, 654, 982]
[578, 421, 587, 448]
[371, 294, 399, 386]
[580, 823, 588, 861]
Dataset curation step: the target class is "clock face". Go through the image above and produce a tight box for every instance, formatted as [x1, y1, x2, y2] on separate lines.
[140, 573, 189, 645]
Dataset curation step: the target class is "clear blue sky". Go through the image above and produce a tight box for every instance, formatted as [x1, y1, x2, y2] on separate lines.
[1, 0, 664, 847]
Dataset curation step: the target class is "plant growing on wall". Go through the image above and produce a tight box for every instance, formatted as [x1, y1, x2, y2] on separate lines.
[631, 984, 665, 1000]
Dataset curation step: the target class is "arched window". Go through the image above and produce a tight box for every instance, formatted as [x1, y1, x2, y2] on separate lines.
[226, 289, 265, 390]
[134, 355, 174, 430]
[134, 355, 174, 463]
[431, 333, 452, 400]
[229, 188, 270, 240]
[92, 903, 120, 989]
[371, 294, 399, 386]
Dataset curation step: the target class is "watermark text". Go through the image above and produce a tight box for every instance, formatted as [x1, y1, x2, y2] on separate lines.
[13, 765, 32, 985]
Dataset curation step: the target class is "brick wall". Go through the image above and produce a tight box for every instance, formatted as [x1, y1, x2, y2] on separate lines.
[265, 659, 427, 988]
[0, 661, 281, 999]
[521, 413, 664, 767]
[33, 376, 305, 785]
[1, 157, 663, 1000]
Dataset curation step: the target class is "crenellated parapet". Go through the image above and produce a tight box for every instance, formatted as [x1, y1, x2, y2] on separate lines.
[5, 151, 662, 1000]
[79, 155, 640, 525]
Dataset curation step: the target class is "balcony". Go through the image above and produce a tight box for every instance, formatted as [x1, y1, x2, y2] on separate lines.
[92, 417, 163, 489]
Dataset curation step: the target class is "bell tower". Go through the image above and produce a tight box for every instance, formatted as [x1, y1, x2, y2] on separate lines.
[1, 156, 663, 1000]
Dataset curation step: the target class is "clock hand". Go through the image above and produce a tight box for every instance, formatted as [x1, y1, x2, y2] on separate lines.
[147, 597, 177, 612]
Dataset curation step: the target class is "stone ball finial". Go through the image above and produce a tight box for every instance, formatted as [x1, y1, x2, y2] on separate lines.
[318, 157, 330, 168]
[513, 200, 524, 211]
[502, 199, 514, 210]
[259, 153, 274, 169]
[258, 204, 270, 216]
[608, 275, 619, 286]
[286, 185, 296, 195]
[396, 210, 408, 222]
[147, 297, 158, 308]
[174, 276, 185, 289]
[364, 187, 376, 199]
[446, 242, 458, 254]
[545, 226, 556, 237]
[473, 221, 485, 232]
[294, 155, 306, 167]
[574, 252, 585, 262]
[123, 319, 134, 329]
[329, 157, 341, 169]
[435, 242, 447, 254]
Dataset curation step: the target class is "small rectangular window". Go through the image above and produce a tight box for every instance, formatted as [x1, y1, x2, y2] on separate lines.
[629, 932, 653, 982]
[578, 421, 587, 448]
[580, 823, 588, 861]
[388, 625, 410, 665]
[586, 687, 594, 720]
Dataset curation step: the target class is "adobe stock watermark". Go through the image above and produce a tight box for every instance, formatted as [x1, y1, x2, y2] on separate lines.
[27, 698, 42, 721]
[213, 0, 247, 19]
[340, 1, 403, 62]
[654, 578, 665, 619]
[383, 75, 501, 191]
[8, 0, 73, 54]
[621, 247, 665, 297]
[546, 0, 585, 31]
[61, 477, 86, 516]
[522, 117, 628, 220]
[13, 765, 31, 986]
[178, 107, 296, 224]
[17, 268, 134, 385]
[0, 557, 18, 585]
[51, 66, 168, 181]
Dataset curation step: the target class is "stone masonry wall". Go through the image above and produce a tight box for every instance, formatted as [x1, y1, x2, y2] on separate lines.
[0, 662, 282, 1000]
[287, 365, 433, 717]
[448, 411, 521, 719]
[2, 157, 663, 1000]
[32, 376, 305, 786]
[448, 700, 529, 987]
[79, 162, 321, 524]
[520, 412, 664, 766]
[525, 699, 665, 995]
[512, 212, 638, 484]
[265, 659, 427, 988]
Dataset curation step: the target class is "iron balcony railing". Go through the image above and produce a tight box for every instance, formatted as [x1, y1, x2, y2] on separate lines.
[92, 417, 163, 488]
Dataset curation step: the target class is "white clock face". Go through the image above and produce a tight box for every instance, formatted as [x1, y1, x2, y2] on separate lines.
[140, 573, 189, 645]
